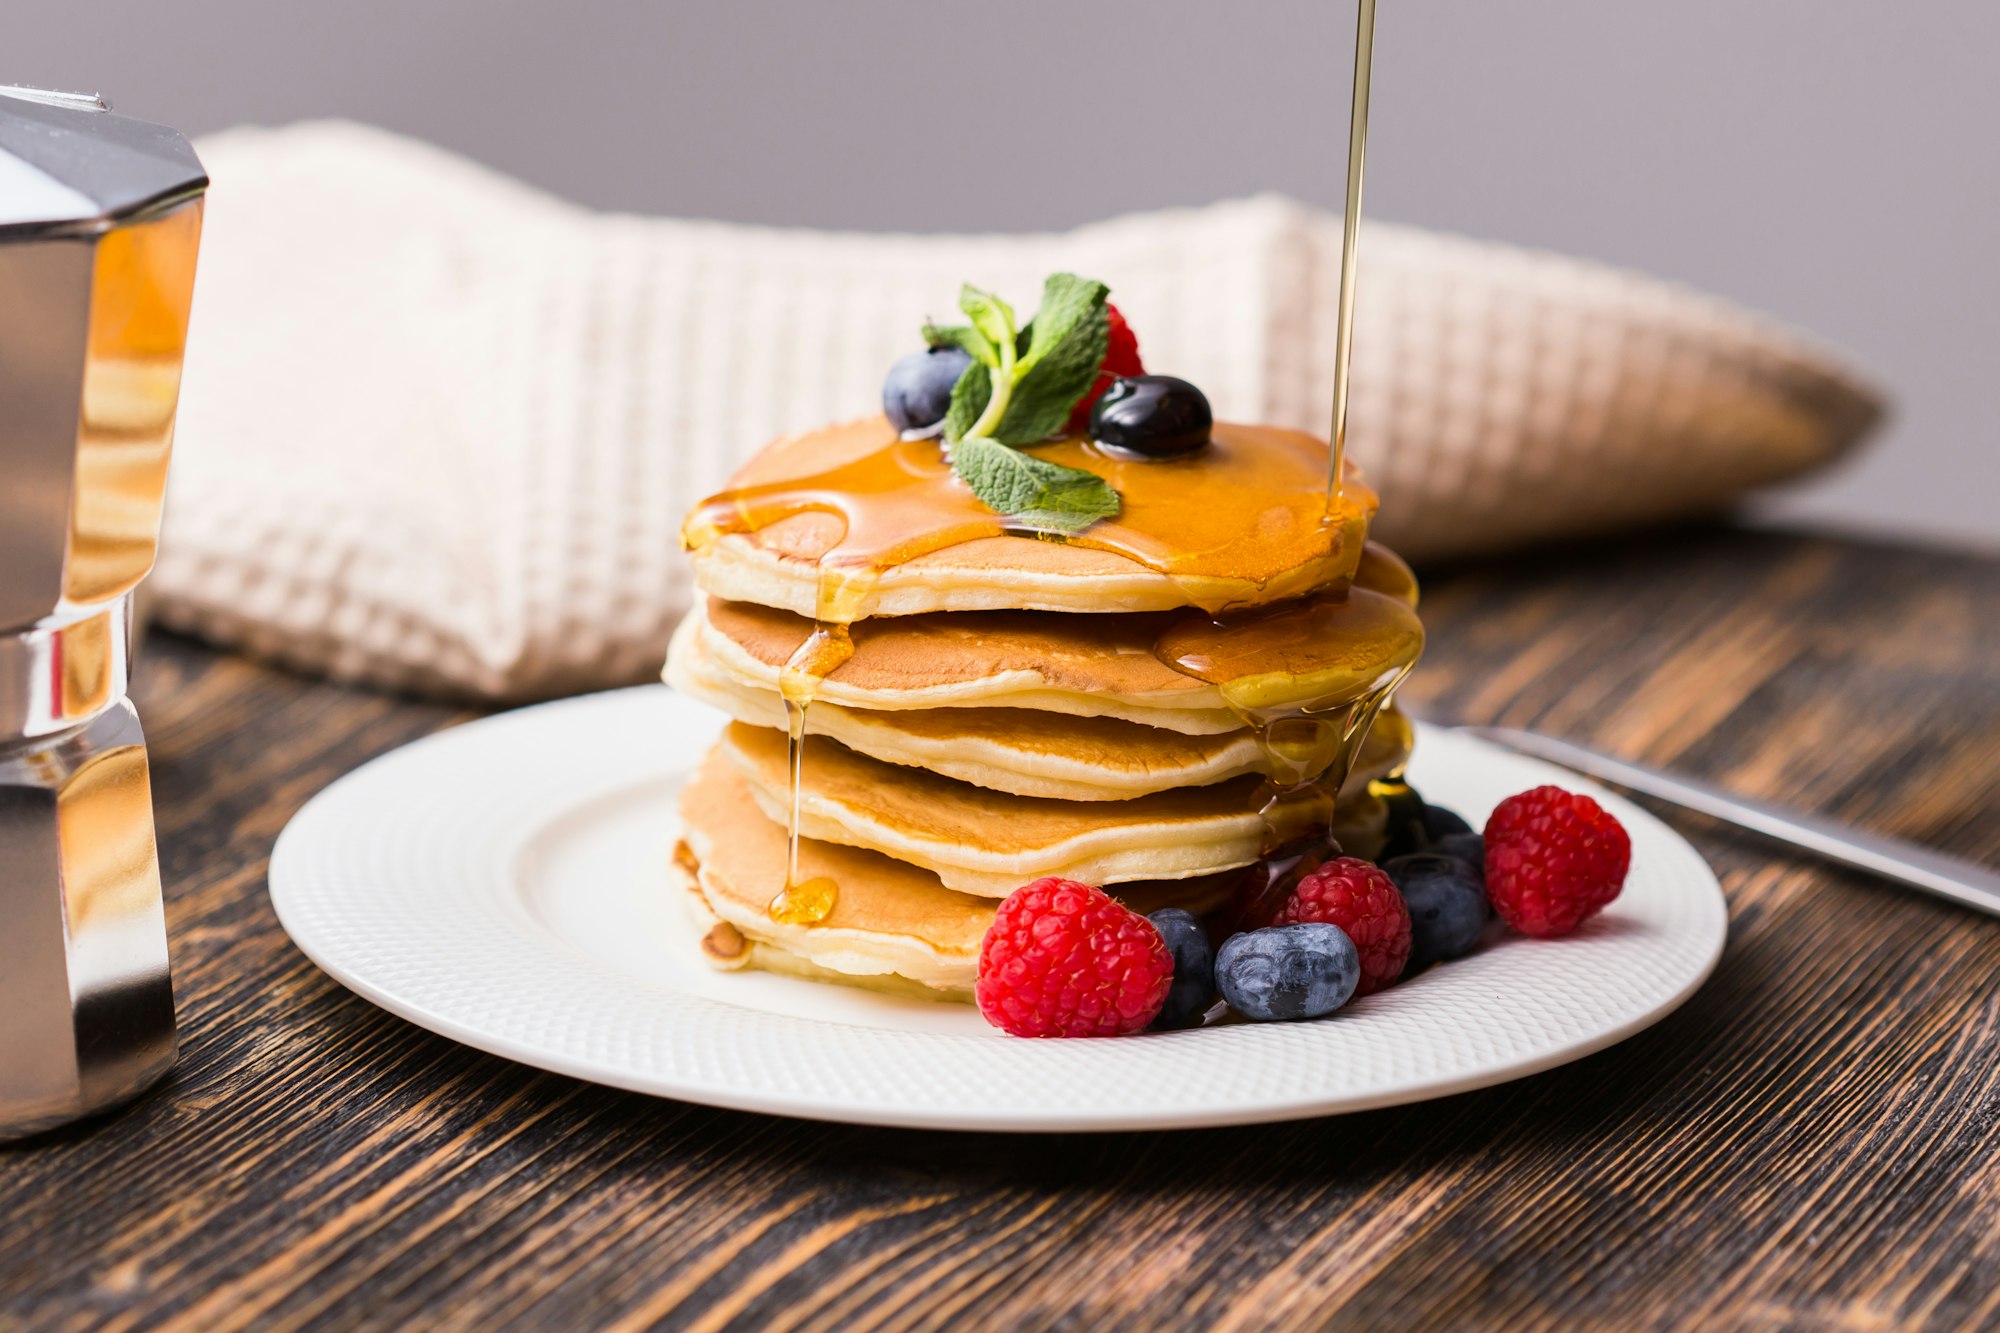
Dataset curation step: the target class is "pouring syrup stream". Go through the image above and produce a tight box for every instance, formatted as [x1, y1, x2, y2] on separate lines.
[1327, 0, 1377, 506]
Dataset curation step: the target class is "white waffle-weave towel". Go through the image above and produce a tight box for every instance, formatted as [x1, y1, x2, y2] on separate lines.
[155, 121, 1881, 701]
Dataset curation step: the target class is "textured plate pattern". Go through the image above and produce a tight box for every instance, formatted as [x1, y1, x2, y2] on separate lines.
[269, 687, 1726, 1131]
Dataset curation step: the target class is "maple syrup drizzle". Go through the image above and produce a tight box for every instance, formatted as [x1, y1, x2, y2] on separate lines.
[1152, 571, 1423, 871]
[767, 572, 866, 926]
[684, 422, 1376, 605]
[682, 421, 1406, 926]
[1327, 0, 1378, 505]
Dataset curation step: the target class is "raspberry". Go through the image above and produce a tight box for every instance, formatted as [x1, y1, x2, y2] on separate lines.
[1483, 786, 1632, 937]
[1274, 857, 1411, 995]
[1066, 303, 1144, 433]
[976, 877, 1172, 1037]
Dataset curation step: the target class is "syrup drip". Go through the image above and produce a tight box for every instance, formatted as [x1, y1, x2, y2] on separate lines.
[769, 664, 841, 927]
[767, 570, 869, 926]
[682, 421, 1404, 928]
[1153, 577, 1423, 890]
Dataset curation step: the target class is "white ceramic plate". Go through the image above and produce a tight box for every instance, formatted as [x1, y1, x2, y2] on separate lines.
[268, 687, 1727, 1132]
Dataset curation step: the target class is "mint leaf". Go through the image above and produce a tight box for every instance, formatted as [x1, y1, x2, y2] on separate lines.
[923, 322, 997, 368]
[994, 298, 1108, 445]
[942, 362, 992, 441]
[957, 284, 1017, 360]
[934, 271, 1122, 533]
[950, 435, 1120, 536]
[1017, 273, 1108, 375]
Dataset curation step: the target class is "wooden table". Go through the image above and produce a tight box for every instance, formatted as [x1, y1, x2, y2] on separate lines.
[5, 525, 1998, 1331]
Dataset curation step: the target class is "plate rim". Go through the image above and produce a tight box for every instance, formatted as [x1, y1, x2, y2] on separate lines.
[268, 686, 1729, 1133]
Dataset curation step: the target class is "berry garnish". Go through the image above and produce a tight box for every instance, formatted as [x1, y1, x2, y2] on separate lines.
[976, 877, 1172, 1037]
[1421, 803, 1474, 841]
[1065, 302, 1144, 433]
[1434, 831, 1485, 886]
[1483, 786, 1632, 937]
[1273, 857, 1410, 995]
[1089, 375, 1213, 459]
[1215, 924, 1359, 1022]
[883, 345, 973, 436]
[1147, 907, 1217, 1030]
[1383, 853, 1488, 971]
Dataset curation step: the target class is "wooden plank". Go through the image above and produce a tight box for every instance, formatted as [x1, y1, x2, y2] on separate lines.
[1, 525, 1996, 1331]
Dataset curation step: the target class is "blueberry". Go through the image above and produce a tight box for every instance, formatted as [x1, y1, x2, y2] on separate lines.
[1147, 908, 1216, 1030]
[1380, 789, 1473, 861]
[1215, 923, 1359, 1021]
[1421, 804, 1474, 842]
[1384, 854, 1488, 971]
[882, 346, 972, 435]
[1434, 831, 1485, 886]
[1089, 375, 1212, 459]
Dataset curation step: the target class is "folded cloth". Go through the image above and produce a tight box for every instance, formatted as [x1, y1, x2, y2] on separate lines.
[155, 121, 1881, 701]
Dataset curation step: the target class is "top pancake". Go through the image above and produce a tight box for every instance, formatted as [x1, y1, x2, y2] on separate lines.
[684, 417, 1377, 618]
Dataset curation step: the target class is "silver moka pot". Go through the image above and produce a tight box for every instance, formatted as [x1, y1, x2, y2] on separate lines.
[0, 87, 204, 1139]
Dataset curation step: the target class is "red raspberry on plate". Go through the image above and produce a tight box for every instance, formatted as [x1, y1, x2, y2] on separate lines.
[976, 877, 1172, 1037]
[1274, 857, 1411, 995]
[1065, 303, 1144, 433]
[1483, 785, 1632, 937]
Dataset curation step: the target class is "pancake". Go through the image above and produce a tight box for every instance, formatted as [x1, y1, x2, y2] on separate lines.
[683, 596, 1424, 747]
[685, 417, 1376, 618]
[683, 541, 1419, 737]
[670, 621, 1413, 800]
[672, 618, 1252, 795]
[685, 597, 1241, 734]
[716, 722, 1400, 898]
[677, 751, 1238, 998]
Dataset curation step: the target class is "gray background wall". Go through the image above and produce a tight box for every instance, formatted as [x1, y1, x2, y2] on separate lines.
[15, 0, 1996, 547]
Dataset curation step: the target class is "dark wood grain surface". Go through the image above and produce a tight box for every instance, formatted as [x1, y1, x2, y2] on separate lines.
[4, 525, 1998, 1332]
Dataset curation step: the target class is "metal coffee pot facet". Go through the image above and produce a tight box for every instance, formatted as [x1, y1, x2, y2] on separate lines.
[0, 86, 204, 1139]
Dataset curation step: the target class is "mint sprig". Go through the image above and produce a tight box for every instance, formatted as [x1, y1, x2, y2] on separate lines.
[932, 274, 1120, 536]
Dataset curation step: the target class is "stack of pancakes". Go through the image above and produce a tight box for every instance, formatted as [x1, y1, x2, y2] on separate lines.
[666, 418, 1423, 1000]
